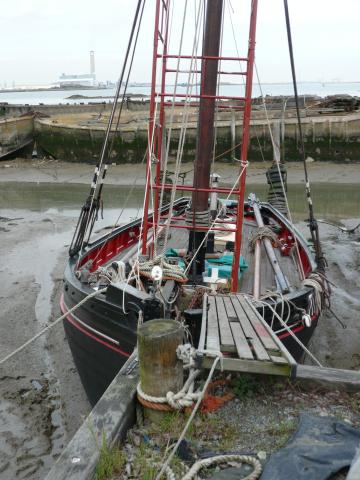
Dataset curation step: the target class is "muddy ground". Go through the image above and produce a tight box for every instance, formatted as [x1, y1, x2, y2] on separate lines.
[1, 158, 360, 186]
[0, 161, 359, 478]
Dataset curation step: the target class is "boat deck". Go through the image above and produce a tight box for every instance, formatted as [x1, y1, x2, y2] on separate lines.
[198, 292, 296, 376]
[164, 218, 301, 295]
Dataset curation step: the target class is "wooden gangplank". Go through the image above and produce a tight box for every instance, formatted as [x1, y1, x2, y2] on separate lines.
[198, 293, 360, 391]
[198, 293, 296, 377]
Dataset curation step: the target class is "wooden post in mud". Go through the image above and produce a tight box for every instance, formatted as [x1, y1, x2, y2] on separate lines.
[137, 319, 184, 422]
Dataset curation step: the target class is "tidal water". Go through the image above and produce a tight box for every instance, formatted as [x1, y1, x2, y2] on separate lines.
[0, 82, 359, 105]
[0, 182, 359, 225]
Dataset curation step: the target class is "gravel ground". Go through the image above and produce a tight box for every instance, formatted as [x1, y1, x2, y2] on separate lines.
[111, 376, 360, 479]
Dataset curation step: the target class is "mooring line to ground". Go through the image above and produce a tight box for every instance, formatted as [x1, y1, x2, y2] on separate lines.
[0, 288, 107, 366]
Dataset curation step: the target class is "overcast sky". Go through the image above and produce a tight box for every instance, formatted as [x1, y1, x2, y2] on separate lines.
[0, 0, 358, 86]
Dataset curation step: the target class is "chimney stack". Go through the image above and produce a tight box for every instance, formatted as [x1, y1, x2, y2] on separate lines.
[90, 51, 95, 75]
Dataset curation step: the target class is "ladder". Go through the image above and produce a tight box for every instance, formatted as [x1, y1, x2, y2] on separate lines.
[141, 0, 259, 292]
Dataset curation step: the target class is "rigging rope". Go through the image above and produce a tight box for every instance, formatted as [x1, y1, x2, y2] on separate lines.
[156, 0, 204, 256]
[283, 0, 325, 272]
[69, 0, 145, 257]
[249, 294, 322, 367]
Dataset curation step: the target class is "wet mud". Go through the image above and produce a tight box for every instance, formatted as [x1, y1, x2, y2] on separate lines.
[0, 211, 90, 479]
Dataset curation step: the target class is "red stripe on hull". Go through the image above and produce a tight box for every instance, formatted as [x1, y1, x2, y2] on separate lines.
[60, 294, 130, 358]
[278, 314, 318, 340]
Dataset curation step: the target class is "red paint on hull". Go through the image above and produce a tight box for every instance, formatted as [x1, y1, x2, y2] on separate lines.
[60, 294, 130, 358]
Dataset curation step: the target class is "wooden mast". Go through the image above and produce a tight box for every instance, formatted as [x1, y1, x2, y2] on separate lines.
[189, 0, 224, 275]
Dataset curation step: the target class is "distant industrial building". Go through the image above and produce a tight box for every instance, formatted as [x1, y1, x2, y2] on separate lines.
[57, 51, 96, 88]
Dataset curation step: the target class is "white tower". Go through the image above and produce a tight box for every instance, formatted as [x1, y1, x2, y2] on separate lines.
[90, 51, 96, 85]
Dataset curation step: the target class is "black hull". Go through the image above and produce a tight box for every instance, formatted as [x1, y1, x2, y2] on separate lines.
[62, 285, 319, 406]
[62, 300, 129, 406]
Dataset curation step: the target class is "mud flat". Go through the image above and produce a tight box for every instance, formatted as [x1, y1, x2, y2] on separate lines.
[0, 211, 90, 479]
[2, 158, 360, 185]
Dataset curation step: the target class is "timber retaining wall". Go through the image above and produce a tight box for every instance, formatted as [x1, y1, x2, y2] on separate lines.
[34, 114, 360, 164]
[0, 115, 34, 157]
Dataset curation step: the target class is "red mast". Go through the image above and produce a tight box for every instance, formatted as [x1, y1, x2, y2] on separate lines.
[231, 0, 258, 291]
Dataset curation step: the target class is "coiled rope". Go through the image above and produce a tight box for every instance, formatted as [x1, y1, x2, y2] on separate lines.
[248, 226, 278, 252]
[302, 271, 331, 313]
[182, 454, 262, 480]
[137, 369, 201, 410]
[136, 256, 188, 283]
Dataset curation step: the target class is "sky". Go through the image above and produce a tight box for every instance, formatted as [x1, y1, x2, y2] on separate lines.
[0, 0, 358, 86]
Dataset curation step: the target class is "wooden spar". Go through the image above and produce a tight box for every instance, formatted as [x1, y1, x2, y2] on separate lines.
[253, 239, 261, 299]
[249, 193, 290, 293]
[253, 120, 281, 298]
[231, 0, 259, 292]
[189, 0, 224, 274]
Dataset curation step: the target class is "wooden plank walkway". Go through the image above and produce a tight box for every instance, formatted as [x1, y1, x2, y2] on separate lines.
[199, 293, 360, 391]
[199, 293, 296, 376]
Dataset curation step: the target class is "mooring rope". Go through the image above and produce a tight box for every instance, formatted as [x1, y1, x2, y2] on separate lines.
[0, 288, 107, 366]
[182, 454, 262, 480]
[155, 354, 222, 480]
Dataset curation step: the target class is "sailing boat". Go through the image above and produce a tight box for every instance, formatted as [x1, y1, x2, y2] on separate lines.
[61, 0, 328, 406]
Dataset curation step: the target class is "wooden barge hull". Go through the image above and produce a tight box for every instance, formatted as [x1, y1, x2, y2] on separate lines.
[61, 200, 320, 406]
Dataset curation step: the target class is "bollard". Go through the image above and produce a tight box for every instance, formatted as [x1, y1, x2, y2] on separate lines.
[137, 319, 184, 423]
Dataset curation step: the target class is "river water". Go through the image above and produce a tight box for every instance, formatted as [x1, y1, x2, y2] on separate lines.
[0, 181, 359, 223]
[0, 82, 359, 105]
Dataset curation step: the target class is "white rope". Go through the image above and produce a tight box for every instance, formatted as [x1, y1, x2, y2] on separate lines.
[0, 287, 107, 366]
[155, 354, 222, 480]
[137, 369, 201, 410]
[137, 343, 200, 409]
[136, 255, 188, 283]
[182, 454, 262, 480]
[302, 272, 326, 314]
[248, 295, 322, 367]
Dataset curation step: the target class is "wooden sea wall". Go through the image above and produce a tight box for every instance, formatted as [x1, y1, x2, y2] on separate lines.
[0, 115, 34, 158]
[34, 113, 360, 164]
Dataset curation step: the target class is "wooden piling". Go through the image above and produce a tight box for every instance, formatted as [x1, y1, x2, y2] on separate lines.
[137, 319, 184, 421]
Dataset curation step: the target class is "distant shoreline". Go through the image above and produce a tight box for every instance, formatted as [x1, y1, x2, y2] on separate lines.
[0, 80, 359, 96]
[0, 86, 108, 95]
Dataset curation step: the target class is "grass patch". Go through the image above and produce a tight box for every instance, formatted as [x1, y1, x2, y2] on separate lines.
[232, 374, 263, 398]
[95, 433, 126, 480]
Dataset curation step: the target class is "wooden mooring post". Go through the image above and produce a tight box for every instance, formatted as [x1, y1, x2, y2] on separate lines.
[137, 319, 184, 422]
